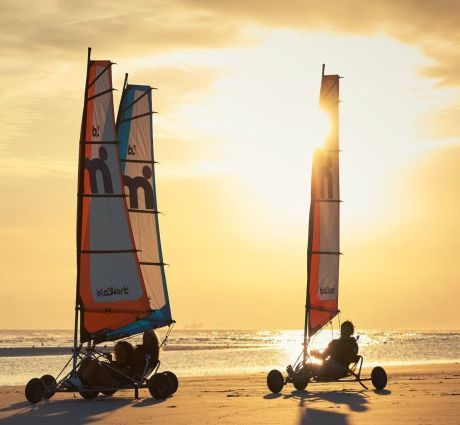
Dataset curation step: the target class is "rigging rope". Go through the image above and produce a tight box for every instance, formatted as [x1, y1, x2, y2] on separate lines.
[160, 322, 175, 348]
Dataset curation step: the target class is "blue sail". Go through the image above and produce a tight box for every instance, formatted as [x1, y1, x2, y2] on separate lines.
[108, 81, 172, 339]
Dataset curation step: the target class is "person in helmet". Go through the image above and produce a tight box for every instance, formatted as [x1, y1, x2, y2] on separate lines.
[310, 320, 359, 379]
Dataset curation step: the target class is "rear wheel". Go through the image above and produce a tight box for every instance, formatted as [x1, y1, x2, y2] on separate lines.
[267, 369, 284, 393]
[371, 366, 387, 390]
[163, 371, 178, 394]
[102, 390, 117, 396]
[79, 390, 99, 399]
[25, 378, 45, 404]
[148, 373, 173, 399]
[40, 374, 56, 399]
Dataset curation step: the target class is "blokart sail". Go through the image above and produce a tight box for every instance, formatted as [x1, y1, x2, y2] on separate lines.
[76, 51, 151, 344]
[266, 65, 388, 394]
[111, 75, 173, 339]
[25, 49, 178, 404]
[305, 66, 341, 343]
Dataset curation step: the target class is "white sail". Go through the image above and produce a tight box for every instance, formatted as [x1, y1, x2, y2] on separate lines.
[115, 78, 172, 334]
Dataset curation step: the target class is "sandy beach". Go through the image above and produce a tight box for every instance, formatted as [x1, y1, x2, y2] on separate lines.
[0, 363, 458, 424]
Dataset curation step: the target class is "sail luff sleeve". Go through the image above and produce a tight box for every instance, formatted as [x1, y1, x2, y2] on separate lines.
[305, 149, 315, 342]
[74, 47, 92, 350]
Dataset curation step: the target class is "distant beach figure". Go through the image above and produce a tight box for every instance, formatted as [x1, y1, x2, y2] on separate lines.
[309, 320, 359, 379]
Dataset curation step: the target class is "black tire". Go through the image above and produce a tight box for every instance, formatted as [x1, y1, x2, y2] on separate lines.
[102, 390, 117, 396]
[148, 373, 173, 399]
[293, 376, 309, 391]
[163, 371, 178, 395]
[40, 374, 56, 400]
[371, 366, 388, 390]
[25, 378, 45, 404]
[267, 369, 284, 393]
[293, 366, 310, 391]
[79, 390, 99, 399]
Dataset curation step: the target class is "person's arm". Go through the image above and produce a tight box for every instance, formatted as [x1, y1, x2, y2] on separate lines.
[321, 341, 332, 360]
[310, 349, 321, 358]
[311, 342, 332, 360]
[349, 338, 359, 363]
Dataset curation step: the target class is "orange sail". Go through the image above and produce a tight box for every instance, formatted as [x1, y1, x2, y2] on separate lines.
[76, 51, 151, 343]
[305, 67, 341, 338]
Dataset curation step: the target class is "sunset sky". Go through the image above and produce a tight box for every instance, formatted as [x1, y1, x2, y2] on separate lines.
[1, 0, 459, 331]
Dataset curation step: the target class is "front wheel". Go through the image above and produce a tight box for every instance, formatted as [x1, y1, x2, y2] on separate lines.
[371, 366, 387, 390]
[25, 378, 45, 404]
[40, 374, 56, 399]
[267, 369, 284, 393]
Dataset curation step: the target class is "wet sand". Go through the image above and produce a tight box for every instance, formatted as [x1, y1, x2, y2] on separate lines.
[0, 363, 459, 424]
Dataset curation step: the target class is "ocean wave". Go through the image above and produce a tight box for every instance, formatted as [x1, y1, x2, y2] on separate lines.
[0, 344, 270, 357]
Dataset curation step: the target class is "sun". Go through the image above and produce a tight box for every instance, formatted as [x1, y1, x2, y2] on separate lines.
[309, 107, 332, 149]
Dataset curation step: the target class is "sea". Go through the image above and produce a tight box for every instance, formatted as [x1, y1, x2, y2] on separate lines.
[0, 329, 459, 386]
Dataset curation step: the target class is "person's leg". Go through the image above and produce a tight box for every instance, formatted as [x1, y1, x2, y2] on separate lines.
[320, 360, 348, 379]
[304, 362, 322, 378]
[77, 357, 90, 378]
[79, 359, 113, 387]
[79, 358, 98, 386]
[93, 362, 114, 387]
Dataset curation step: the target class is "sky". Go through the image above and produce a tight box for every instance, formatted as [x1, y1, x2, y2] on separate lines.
[0, 0, 459, 330]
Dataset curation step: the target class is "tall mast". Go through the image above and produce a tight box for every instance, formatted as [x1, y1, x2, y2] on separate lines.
[73, 47, 92, 374]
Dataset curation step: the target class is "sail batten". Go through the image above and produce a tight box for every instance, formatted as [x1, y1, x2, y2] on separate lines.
[305, 66, 341, 340]
[119, 111, 156, 123]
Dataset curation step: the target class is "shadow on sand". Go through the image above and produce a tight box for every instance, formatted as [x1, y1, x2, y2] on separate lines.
[0, 394, 166, 424]
[264, 387, 391, 425]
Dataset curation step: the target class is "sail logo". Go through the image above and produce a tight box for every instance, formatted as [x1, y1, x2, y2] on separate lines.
[128, 144, 136, 156]
[92, 125, 100, 137]
[123, 166, 154, 209]
[84, 146, 114, 194]
[96, 286, 129, 297]
[319, 284, 337, 300]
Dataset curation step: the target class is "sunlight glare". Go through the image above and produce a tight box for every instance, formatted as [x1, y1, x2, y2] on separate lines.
[309, 107, 331, 149]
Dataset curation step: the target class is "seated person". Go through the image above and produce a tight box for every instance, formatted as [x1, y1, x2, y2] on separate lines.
[78, 340, 135, 388]
[109, 340, 135, 384]
[309, 320, 359, 379]
[130, 329, 160, 379]
[78, 357, 112, 388]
